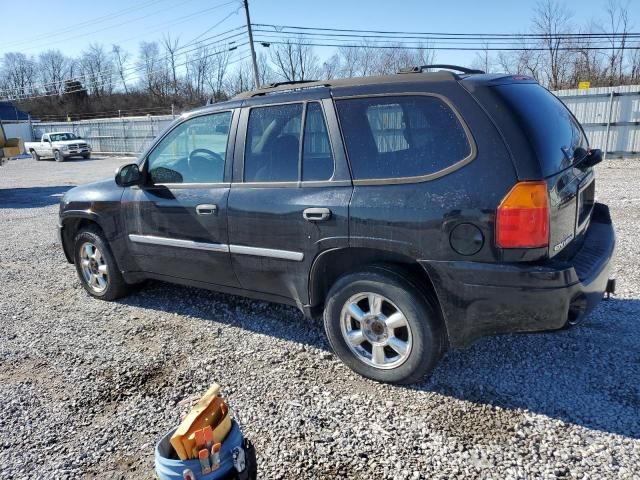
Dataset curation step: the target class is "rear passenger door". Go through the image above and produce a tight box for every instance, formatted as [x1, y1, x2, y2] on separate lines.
[227, 98, 351, 305]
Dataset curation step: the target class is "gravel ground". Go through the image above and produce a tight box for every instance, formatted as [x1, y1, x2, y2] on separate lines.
[0, 155, 639, 480]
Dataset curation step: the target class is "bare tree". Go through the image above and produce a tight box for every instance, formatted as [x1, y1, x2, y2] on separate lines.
[79, 44, 114, 96]
[112, 45, 130, 94]
[321, 54, 341, 80]
[226, 60, 253, 96]
[532, 0, 573, 89]
[270, 37, 320, 81]
[338, 42, 378, 77]
[161, 34, 180, 97]
[603, 0, 630, 84]
[255, 52, 273, 86]
[1, 52, 37, 98]
[137, 41, 170, 98]
[205, 47, 230, 100]
[185, 46, 209, 102]
[473, 42, 493, 73]
[38, 50, 73, 96]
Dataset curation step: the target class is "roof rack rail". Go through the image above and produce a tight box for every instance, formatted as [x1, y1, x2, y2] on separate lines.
[235, 79, 330, 99]
[259, 80, 320, 89]
[398, 65, 485, 75]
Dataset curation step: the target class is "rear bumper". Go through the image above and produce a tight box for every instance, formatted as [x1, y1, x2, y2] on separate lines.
[421, 203, 615, 348]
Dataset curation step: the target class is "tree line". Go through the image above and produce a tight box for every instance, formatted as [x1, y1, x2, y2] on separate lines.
[1, 0, 638, 121]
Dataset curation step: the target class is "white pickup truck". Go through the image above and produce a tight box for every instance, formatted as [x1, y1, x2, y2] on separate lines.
[25, 132, 92, 162]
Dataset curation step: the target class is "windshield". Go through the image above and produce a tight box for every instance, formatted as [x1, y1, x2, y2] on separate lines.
[49, 133, 78, 141]
[493, 83, 588, 177]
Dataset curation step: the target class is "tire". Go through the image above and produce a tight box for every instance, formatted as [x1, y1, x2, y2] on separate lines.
[323, 266, 444, 384]
[54, 150, 64, 162]
[30, 150, 41, 161]
[82, 153, 91, 159]
[73, 226, 130, 300]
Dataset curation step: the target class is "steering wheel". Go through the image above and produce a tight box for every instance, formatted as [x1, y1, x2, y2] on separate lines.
[187, 148, 224, 181]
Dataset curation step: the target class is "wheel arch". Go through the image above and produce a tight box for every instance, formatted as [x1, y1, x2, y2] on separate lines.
[60, 213, 105, 264]
[308, 248, 447, 341]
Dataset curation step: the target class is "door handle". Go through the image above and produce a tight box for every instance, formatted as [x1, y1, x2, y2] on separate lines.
[196, 204, 218, 215]
[303, 207, 331, 221]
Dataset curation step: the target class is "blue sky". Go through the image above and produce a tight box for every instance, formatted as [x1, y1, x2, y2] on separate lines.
[2, 0, 638, 71]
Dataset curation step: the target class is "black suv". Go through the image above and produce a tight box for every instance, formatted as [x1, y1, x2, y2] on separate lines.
[58, 67, 615, 384]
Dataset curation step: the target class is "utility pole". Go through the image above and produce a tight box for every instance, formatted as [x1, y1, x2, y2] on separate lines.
[243, 0, 261, 89]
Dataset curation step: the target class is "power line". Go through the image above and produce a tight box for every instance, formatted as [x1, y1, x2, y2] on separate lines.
[11, 0, 237, 54]
[1, 0, 168, 50]
[253, 23, 640, 40]
[253, 38, 640, 52]
[252, 29, 640, 47]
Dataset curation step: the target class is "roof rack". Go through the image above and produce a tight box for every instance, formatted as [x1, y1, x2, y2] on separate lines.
[398, 64, 486, 75]
[236, 80, 331, 99]
[259, 80, 320, 89]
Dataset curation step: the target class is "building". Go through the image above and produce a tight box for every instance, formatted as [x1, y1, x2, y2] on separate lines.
[0, 101, 29, 121]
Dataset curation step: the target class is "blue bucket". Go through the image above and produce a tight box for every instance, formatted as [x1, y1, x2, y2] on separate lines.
[155, 420, 244, 480]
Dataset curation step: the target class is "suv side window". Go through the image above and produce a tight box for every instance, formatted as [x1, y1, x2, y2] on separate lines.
[244, 103, 303, 182]
[335, 95, 471, 180]
[302, 102, 334, 181]
[147, 111, 232, 184]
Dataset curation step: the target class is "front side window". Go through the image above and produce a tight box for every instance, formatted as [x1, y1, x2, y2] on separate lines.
[147, 111, 232, 184]
[336, 96, 471, 180]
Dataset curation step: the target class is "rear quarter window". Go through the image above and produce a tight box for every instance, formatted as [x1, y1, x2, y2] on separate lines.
[335, 95, 472, 181]
[493, 83, 588, 177]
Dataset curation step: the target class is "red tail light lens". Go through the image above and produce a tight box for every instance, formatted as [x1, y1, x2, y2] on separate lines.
[496, 181, 549, 248]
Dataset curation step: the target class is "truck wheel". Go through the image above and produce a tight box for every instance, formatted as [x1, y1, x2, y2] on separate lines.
[82, 153, 91, 160]
[323, 266, 444, 384]
[73, 226, 130, 300]
[54, 150, 64, 162]
[30, 150, 41, 161]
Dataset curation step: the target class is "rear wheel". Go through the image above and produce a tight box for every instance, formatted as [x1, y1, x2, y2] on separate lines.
[323, 267, 444, 384]
[54, 150, 64, 162]
[73, 226, 130, 300]
[30, 150, 41, 161]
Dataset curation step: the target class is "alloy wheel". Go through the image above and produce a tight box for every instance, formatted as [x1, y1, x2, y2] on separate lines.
[340, 292, 413, 369]
[79, 242, 109, 293]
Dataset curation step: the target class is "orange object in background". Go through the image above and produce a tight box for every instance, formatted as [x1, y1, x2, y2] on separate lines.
[170, 384, 232, 460]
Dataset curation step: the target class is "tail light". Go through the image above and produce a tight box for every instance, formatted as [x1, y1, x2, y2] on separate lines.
[496, 181, 549, 248]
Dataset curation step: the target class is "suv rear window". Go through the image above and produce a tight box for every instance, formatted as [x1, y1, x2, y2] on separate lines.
[335, 95, 471, 180]
[493, 83, 588, 177]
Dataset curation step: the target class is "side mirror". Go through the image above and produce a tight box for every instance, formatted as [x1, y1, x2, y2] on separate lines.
[115, 163, 141, 187]
[583, 148, 603, 168]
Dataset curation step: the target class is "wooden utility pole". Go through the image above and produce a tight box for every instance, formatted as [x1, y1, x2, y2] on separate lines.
[243, 0, 260, 89]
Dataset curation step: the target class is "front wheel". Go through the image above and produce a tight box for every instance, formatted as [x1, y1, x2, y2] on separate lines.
[73, 226, 130, 300]
[54, 150, 64, 162]
[82, 153, 91, 159]
[323, 267, 444, 384]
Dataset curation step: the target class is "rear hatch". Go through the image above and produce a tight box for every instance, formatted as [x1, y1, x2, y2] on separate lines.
[471, 79, 596, 258]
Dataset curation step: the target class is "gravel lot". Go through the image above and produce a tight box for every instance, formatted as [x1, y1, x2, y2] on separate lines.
[1, 155, 639, 479]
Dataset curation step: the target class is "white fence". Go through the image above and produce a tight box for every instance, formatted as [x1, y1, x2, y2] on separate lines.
[1, 121, 33, 146]
[31, 115, 176, 155]
[6, 84, 640, 157]
[555, 84, 640, 157]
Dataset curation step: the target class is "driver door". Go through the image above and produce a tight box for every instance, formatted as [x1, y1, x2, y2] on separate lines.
[122, 109, 240, 288]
